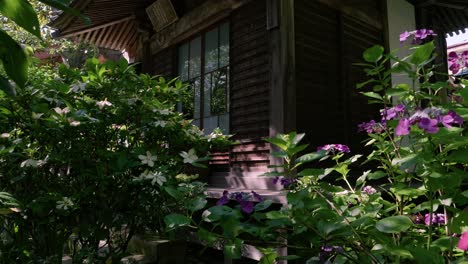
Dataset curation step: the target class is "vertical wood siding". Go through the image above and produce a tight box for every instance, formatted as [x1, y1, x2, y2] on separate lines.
[151, 47, 174, 78]
[229, 0, 270, 170]
[294, 1, 382, 152]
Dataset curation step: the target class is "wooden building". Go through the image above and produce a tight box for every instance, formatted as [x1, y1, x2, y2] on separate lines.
[51, 0, 468, 195]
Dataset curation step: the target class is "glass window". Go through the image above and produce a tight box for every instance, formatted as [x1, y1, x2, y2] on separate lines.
[177, 22, 230, 134]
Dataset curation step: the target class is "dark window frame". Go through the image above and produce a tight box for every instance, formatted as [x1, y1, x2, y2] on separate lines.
[177, 21, 231, 133]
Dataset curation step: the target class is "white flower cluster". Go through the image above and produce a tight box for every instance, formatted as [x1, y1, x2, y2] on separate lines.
[56, 197, 74, 210]
[180, 148, 198, 164]
[133, 170, 167, 186]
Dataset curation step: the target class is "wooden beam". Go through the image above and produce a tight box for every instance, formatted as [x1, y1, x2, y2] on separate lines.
[108, 19, 131, 50]
[58, 16, 135, 39]
[149, 0, 254, 54]
[113, 20, 134, 50]
[111, 20, 132, 49]
[101, 25, 116, 48]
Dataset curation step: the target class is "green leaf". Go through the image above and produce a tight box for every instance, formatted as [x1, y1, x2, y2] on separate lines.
[188, 197, 207, 212]
[254, 200, 273, 212]
[224, 239, 243, 259]
[197, 228, 219, 245]
[446, 149, 468, 163]
[363, 45, 384, 63]
[391, 154, 419, 170]
[164, 187, 183, 200]
[0, 0, 41, 38]
[295, 151, 326, 164]
[361, 91, 382, 100]
[266, 211, 288, 220]
[376, 216, 412, 233]
[259, 248, 278, 264]
[0, 75, 16, 97]
[39, 0, 91, 25]
[410, 41, 435, 65]
[356, 79, 375, 89]
[367, 170, 386, 180]
[0, 29, 28, 87]
[164, 213, 191, 229]
[265, 137, 288, 151]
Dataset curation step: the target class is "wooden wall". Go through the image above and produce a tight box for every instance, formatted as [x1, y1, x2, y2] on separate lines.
[149, 0, 272, 188]
[229, 0, 270, 171]
[294, 0, 383, 152]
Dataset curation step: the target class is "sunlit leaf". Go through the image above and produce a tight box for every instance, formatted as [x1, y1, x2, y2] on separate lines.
[0, 0, 41, 38]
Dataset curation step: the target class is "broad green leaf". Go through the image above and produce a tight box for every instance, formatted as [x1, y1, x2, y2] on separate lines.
[298, 168, 325, 176]
[363, 45, 384, 63]
[164, 213, 190, 229]
[164, 186, 183, 200]
[367, 170, 386, 180]
[446, 149, 468, 163]
[390, 184, 425, 197]
[295, 151, 326, 164]
[361, 91, 382, 100]
[254, 200, 273, 212]
[0, 29, 28, 87]
[266, 211, 288, 220]
[0, 0, 41, 38]
[0, 75, 16, 97]
[188, 197, 207, 212]
[410, 41, 435, 65]
[265, 137, 288, 151]
[376, 216, 412, 233]
[224, 238, 243, 259]
[386, 88, 408, 96]
[392, 154, 419, 170]
[259, 248, 278, 264]
[197, 228, 218, 245]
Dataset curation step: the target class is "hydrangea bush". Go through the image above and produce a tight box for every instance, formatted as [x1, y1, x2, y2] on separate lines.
[0, 58, 230, 263]
[172, 30, 468, 263]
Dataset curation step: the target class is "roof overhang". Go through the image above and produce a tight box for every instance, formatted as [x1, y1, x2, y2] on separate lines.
[407, 0, 468, 36]
[51, 0, 153, 55]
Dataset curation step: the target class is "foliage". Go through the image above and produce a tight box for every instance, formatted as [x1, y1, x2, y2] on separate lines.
[0, 58, 230, 263]
[163, 30, 468, 263]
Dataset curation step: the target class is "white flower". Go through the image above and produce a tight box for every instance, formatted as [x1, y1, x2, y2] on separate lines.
[68, 118, 81, 126]
[180, 149, 198, 164]
[70, 81, 86, 93]
[133, 170, 167, 186]
[154, 108, 171, 115]
[208, 129, 223, 141]
[32, 112, 43, 119]
[138, 151, 157, 167]
[54, 107, 70, 116]
[0, 133, 10, 138]
[96, 99, 113, 109]
[151, 171, 167, 186]
[56, 197, 74, 210]
[153, 120, 167, 127]
[20, 159, 45, 168]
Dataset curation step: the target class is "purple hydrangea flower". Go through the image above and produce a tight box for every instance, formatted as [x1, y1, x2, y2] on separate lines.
[362, 185, 377, 195]
[358, 120, 386, 134]
[217, 190, 229, 206]
[381, 104, 406, 121]
[449, 62, 461, 74]
[317, 144, 350, 153]
[399, 31, 411, 43]
[448, 51, 459, 62]
[424, 213, 445, 225]
[400, 29, 436, 44]
[234, 192, 244, 202]
[272, 176, 280, 185]
[251, 191, 263, 201]
[418, 118, 439, 134]
[240, 200, 254, 214]
[395, 118, 411, 136]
